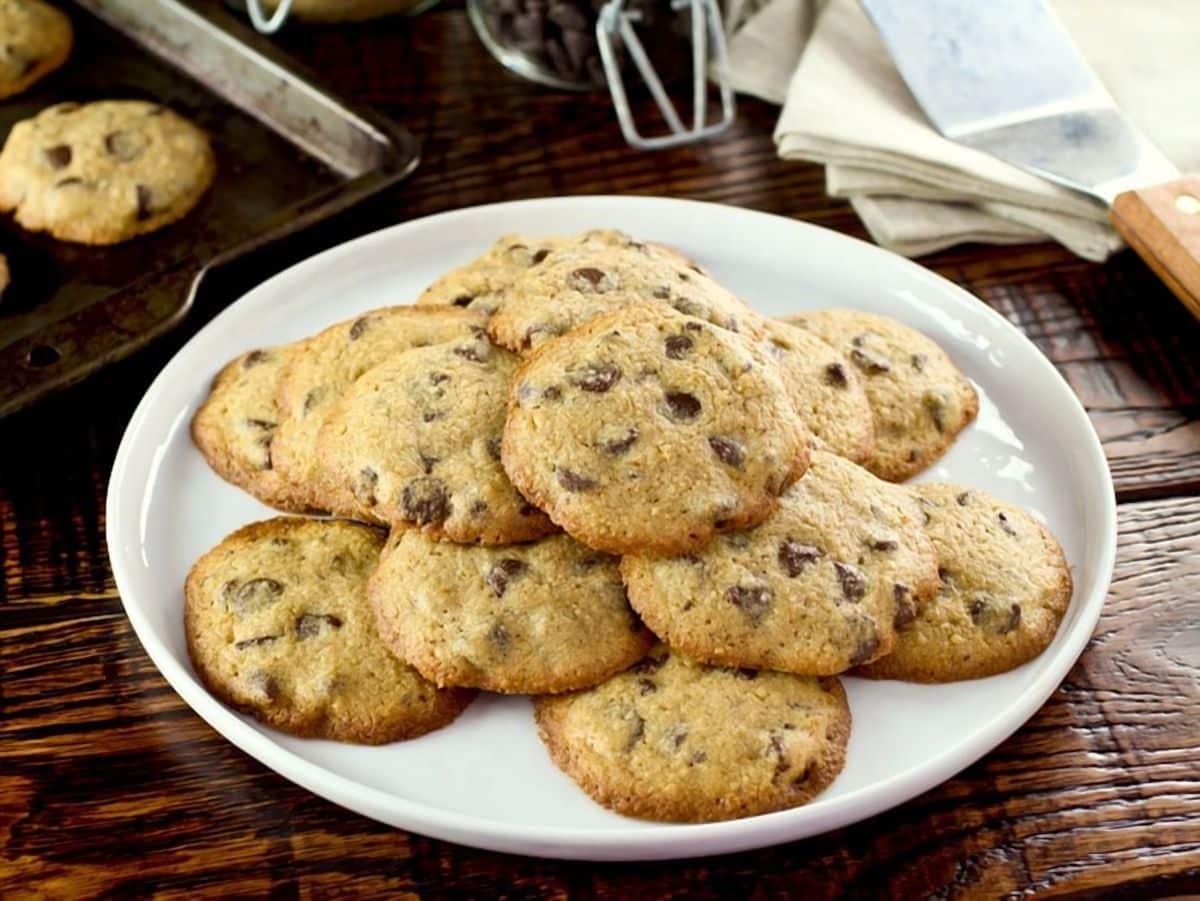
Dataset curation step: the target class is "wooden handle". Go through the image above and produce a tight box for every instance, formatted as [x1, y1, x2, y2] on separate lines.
[1111, 174, 1200, 318]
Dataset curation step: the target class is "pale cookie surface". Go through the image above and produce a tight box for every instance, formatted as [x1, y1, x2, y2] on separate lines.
[0, 100, 215, 244]
[502, 304, 811, 556]
[271, 305, 486, 515]
[488, 242, 755, 354]
[0, 0, 72, 100]
[191, 345, 313, 514]
[185, 518, 473, 743]
[785, 310, 978, 481]
[622, 451, 939, 675]
[758, 318, 874, 464]
[316, 331, 554, 542]
[858, 483, 1072, 682]
[534, 646, 851, 822]
[369, 531, 652, 694]
[417, 229, 691, 316]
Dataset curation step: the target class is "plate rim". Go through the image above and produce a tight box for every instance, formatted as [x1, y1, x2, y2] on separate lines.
[106, 195, 1116, 861]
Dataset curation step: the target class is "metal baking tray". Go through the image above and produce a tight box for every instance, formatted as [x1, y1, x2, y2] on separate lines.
[0, 0, 419, 417]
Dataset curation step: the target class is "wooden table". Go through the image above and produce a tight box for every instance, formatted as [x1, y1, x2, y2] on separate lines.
[4, 9, 1200, 897]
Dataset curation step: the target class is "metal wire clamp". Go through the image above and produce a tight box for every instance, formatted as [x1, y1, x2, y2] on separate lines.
[596, 0, 736, 151]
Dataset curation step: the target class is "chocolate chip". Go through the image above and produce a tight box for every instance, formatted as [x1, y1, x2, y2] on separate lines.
[893, 583, 917, 629]
[957, 491, 971, 506]
[422, 410, 442, 423]
[924, 393, 947, 432]
[778, 539, 822, 577]
[708, 436, 743, 468]
[354, 467, 378, 506]
[235, 635, 279, 650]
[243, 350, 268, 368]
[104, 130, 142, 161]
[601, 427, 639, 456]
[665, 724, 688, 749]
[637, 678, 657, 695]
[569, 267, 609, 291]
[868, 538, 898, 552]
[303, 386, 326, 413]
[834, 562, 866, 601]
[653, 286, 671, 299]
[245, 418, 275, 432]
[664, 391, 702, 421]
[470, 500, 489, 515]
[485, 558, 528, 597]
[911, 353, 928, 372]
[557, 468, 598, 492]
[849, 347, 892, 374]
[452, 295, 474, 307]
[665, 335, 693, 359]
[571, 362, 621, 393]
[417, 452, 439, 475]
[429, 372, 450, 386]
[135, 185, 153, 221]
[726, 583, 773, 625]
[42, 144, 71, 169]
[690, 750, 708, 765]
[625, 712, 645, 751]
[768, 732, 790, 783]
[227, 578, 283, 616]
[998, 511, 1018, 536]
[348, 317, 370, 340]
[542, 385, 562, 401]
[245, 671, 280, 702]
[849, 624, 880, 667]
[487, 622, 512, 653]
[968, 596, 1021, 634]
[401, 477, 450, 524]
[486, 436, 503, 460]
[531, 248, 551, 264]
[296, 613, 342, 639]
[824, 362, 848, 387]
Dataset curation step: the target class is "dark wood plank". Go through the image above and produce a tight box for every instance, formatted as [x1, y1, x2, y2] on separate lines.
[3, 494, 1199, 897]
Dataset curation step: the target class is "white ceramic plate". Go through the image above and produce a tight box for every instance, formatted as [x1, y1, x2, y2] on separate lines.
[107, 196, 1115, 861]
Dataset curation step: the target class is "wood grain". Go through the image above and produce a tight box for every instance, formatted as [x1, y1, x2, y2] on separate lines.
[2, 4, 1200, 895]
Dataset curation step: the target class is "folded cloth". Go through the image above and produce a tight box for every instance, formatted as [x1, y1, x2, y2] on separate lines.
[725, 0, 1200, 260]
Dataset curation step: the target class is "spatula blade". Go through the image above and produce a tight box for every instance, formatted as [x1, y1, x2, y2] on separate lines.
[860, 0, 1177, 202]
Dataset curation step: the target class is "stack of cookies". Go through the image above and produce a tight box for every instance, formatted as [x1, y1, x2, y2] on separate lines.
[187, 228, 1073, 824]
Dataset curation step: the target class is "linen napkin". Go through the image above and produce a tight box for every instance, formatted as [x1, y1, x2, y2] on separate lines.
[724, 0, 1200, 260]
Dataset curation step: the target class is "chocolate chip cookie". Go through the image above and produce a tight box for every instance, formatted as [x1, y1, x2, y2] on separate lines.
[0, 0, 72, 100]
[488, 242, 756, 354]
[622, 451, 939, 675]
[534, 646, 850, 822]
[502, 303, 811, 556]
[0, 100, 215, 244]
[271, 305, 485, 515]
[315, 331, 555, 542]
[784, 310, 978, 481]
[185, 517, 474, 743]
[369, 531, 652, 694]
[759, 318, 874, 464]
[417, 229, 693, 316]
[191, 345, 314, 514]
[858, 484, 1072, 682]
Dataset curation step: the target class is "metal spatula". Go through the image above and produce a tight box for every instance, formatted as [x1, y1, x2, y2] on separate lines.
[860, 0, 1200, 316]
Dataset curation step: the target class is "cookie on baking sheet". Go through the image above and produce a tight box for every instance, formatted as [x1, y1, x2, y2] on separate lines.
[502, 303, 811, 556]
[857, 483, 1072, 682]
[487, 242, 756, 354]
[0, 1, 73, 100]
[369, 531, 651, 694]
[271, 305, 485, 515]
[185, 517, 474, 743]
[784, 310, 978, 481]
[191, 345, 314, 514]
[417, 229, 694, 316]
[315, 330, 555, 542]
[0, 100, 215, 245]
[758, 318, 874, 464]
[622, 451, 939, 675]
[534, 646, 850, 822]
